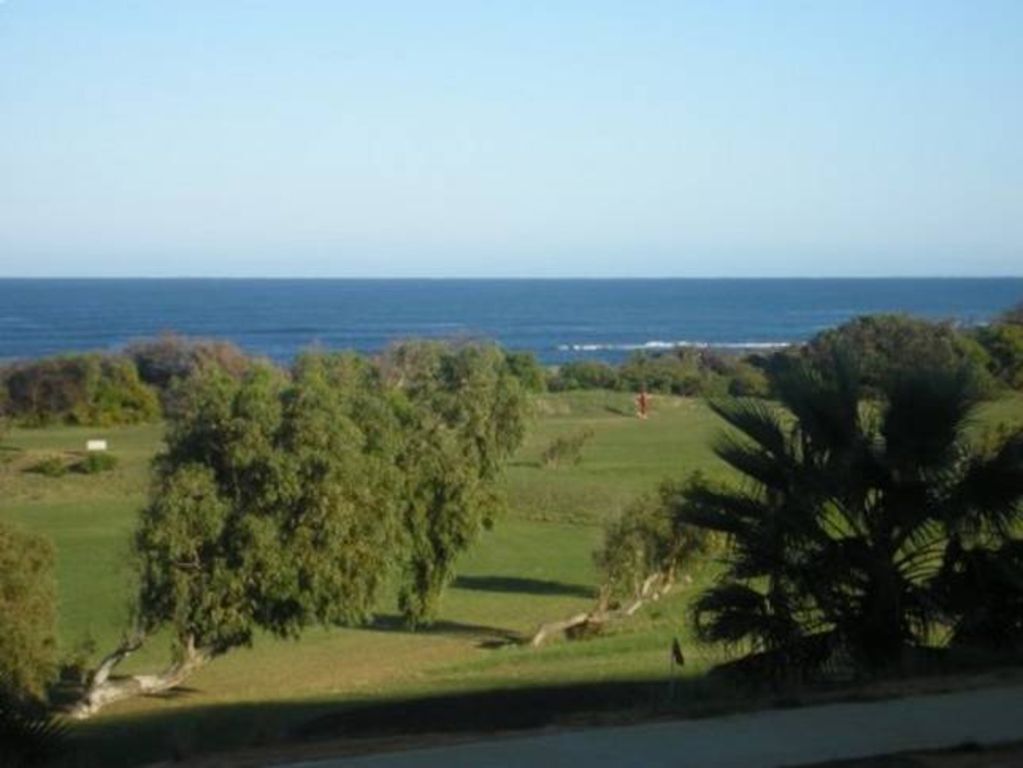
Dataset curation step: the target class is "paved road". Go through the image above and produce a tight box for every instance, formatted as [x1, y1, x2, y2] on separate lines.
[286, 685, 1023, 768]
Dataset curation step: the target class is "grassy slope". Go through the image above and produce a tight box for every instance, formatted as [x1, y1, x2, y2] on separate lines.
[1, 390, 1022, 765]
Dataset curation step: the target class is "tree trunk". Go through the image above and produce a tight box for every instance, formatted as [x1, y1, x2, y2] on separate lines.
[69, 634, 210, 719]
[527, 570, 680, 648]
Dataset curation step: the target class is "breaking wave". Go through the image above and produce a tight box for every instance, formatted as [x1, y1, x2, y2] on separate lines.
[556, 340, 794, 352]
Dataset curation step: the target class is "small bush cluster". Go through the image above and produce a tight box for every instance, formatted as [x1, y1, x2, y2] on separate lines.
[25, 457, 67, 478]
[72, 452, 118, 475]
[541, 427, 595, 467]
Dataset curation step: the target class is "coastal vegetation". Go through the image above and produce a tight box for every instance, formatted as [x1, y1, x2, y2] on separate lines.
[3, 312, 1023, 431]
[1, 312, 1023, 764]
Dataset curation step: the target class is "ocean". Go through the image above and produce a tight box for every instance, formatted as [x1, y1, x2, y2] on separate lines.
[1, 278, 1021, 364]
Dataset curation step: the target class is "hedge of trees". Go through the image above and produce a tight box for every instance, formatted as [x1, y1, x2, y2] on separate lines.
[0, 335, 256, 427]
[1, 355, 159, 427]
[547, 308, 1023, 398]
[3, 307, 1021, 428]
[547, 349, 770, 397]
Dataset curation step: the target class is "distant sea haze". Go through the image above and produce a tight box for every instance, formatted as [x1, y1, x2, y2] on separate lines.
[1, 278, 1021, 365]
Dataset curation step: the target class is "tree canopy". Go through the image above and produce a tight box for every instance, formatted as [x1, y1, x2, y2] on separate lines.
[682, 353, 1023, 676]
[74, 342, 527, 716]
[0, 521, 57, 703]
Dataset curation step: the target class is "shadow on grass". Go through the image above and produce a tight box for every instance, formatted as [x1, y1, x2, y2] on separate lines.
[452, 575, 597, 599]
[604, 405, 634, 417]
[61, 675, 740, 768]
[366, 614, 524, 646]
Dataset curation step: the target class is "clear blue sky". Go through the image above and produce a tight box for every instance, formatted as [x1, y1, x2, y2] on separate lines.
[1, 1, 1020, 277]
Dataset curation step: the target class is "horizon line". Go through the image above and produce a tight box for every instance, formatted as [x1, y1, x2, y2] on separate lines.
[3, 275, 1023, 281]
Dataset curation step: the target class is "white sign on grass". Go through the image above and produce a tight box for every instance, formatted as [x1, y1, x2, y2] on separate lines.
[86, 440, 108, 452]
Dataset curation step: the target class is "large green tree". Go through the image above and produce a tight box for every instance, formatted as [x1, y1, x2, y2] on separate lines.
[802, 314, 994, 395]
[72, 343, 526, 717]
[683, 354, 1023, 676]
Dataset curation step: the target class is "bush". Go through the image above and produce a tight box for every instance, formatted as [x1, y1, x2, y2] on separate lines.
[126, 333, 251, 399]
[540, 427, 595, 467]
[2, 354, 160, 427]
[25, 457, 66, 478]
[547, 361, 620, 391]
[805, 314, 995, 395]
[595, 475, 712, 603]
[72, 452, 118, 474]
[974, 322, 1023, 390]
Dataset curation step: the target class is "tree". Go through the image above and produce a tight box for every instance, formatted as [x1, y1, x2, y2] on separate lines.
[547, 360, 620, 391]
[0, 520, 64, 767]
[72, 357, 401, 717]
[72, 343, 527, 716]
[382, 342, 527, 625]
[503, 351, 547, 393]
[529, 477, 711, 647]
[682, 354, 1023, 677]
[974, 323, 1023, 390]
[0, 521, 58, 702]
[803, 315, 995, 395]
[126, 333, 252, 411]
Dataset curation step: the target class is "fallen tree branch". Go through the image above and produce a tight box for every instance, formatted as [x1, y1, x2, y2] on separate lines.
[527, 571, 683, 648]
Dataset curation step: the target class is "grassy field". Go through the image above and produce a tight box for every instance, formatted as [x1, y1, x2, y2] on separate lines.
[2, 389, 1022, 765]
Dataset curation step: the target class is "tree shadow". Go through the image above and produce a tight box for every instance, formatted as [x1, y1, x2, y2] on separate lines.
[366, 614, 523, 646]
[452, 575, 597, 599]
[62, 675, 738, 768]
[507, 459, 542, 469]
[604, 405, 634, 417]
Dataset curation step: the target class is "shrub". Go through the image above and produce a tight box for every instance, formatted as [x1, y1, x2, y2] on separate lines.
[547, 361, 620, 391]
[726, 361, 771, 397]
[126, 333, 251, 396]
[595, 474, 713, 604]
[2, 354, 159, 427]
[805, 314, 995, 395]
[25, 457, 66, 478]
[540, 427, 595, 467]
[72, 452, 118, 474]
[974, 322, 1023, 390]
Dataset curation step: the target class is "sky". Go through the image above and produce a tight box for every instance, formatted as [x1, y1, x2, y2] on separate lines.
[0, 1, 1021, 278]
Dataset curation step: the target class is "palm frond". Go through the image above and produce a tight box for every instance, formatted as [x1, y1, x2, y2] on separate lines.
[0, 694, 69, 767]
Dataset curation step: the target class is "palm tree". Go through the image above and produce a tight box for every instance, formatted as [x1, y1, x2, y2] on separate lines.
[683, 353, 1023, 676]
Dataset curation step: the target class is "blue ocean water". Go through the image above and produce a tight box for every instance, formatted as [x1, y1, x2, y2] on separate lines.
[1, 279, 1021, 364]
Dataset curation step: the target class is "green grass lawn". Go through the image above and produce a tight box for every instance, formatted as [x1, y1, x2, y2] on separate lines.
[2, 390, 1022, 765]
